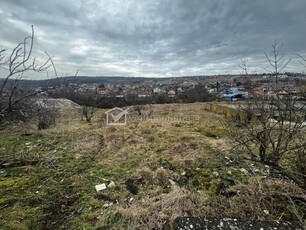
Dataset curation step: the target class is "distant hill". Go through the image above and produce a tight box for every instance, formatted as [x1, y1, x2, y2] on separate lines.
[1, 73, 305, 88]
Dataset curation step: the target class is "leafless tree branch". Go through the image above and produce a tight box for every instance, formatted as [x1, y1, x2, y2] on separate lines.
[263, 40, 291, 89]
[0, 26, 56, 122]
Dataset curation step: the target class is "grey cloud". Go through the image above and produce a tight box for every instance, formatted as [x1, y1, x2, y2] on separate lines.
[1, 0, 306, 78]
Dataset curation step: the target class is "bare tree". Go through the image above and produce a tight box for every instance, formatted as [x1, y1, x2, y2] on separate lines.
[82, 106, 95, 122]
[0, 25, 52, 123]
[233, 94, 306, 190]
[238, 58, 250, 76]
[295, 54, 306, 98]
[237, 58, 254, 89]
[295, 53, 306, 69]
[78, 92, 96, 122]
[263, 40, 291, 90]
[233, 42, 306, 190]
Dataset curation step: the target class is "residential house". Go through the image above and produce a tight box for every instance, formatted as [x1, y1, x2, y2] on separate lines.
[167, 89, 176, 98]
[153, 87, 161, 94]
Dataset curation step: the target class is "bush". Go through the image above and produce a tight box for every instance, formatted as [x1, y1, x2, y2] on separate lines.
[36, 108, 58, 130]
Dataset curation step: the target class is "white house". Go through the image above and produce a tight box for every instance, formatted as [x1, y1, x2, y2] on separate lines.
[153, 87, 161, 94]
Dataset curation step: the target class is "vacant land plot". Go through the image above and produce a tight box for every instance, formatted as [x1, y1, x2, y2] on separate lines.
[0, 103, 304, 229]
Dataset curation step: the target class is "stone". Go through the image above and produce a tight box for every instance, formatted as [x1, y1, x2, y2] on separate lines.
[108, 181, 115, 188]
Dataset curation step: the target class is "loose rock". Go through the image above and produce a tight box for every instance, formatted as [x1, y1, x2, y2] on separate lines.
[108, 181, 115, 188]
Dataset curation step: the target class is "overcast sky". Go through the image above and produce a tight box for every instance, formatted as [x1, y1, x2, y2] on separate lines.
[1, 0, 306, 78]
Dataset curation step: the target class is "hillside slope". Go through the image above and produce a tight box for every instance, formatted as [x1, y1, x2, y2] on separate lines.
[0, 103, 304, 229]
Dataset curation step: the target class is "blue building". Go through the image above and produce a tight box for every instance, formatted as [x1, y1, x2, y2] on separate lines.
[223, 87, 248, 100]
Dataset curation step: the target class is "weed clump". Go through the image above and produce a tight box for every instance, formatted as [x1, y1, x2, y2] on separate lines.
[37, 109, 58, 130]
[153, 167, 171, 187]
[125, 178, 139, 195]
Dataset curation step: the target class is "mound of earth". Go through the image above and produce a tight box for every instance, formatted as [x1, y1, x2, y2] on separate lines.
[35, 98, 81, 110]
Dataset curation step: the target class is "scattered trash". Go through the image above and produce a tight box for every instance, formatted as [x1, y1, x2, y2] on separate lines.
[103, 203, 113, 208]
[95, 183, 107, 191]
[213, 171, 219, 177]
[35, 191, 39, 194]
[181, 171, 186, 176]
[129, 197, 134, 203]
[169, 179, 175, 185]
[240, 168, 248, 174]
[1, 162, 11, 167]
[77, 207, 84, 214]
[263, 209, 269, 215]
[108, 181, 115, 188]
[253, 168, 260, 173]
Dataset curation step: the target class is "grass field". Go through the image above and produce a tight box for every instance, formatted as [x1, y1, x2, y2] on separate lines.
[0, 102, 304, 229]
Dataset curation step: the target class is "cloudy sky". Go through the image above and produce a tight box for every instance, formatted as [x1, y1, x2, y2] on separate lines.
[1, 0, 306, 78]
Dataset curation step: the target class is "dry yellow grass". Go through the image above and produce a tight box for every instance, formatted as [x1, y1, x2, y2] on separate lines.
[1, 102, 304, 229]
